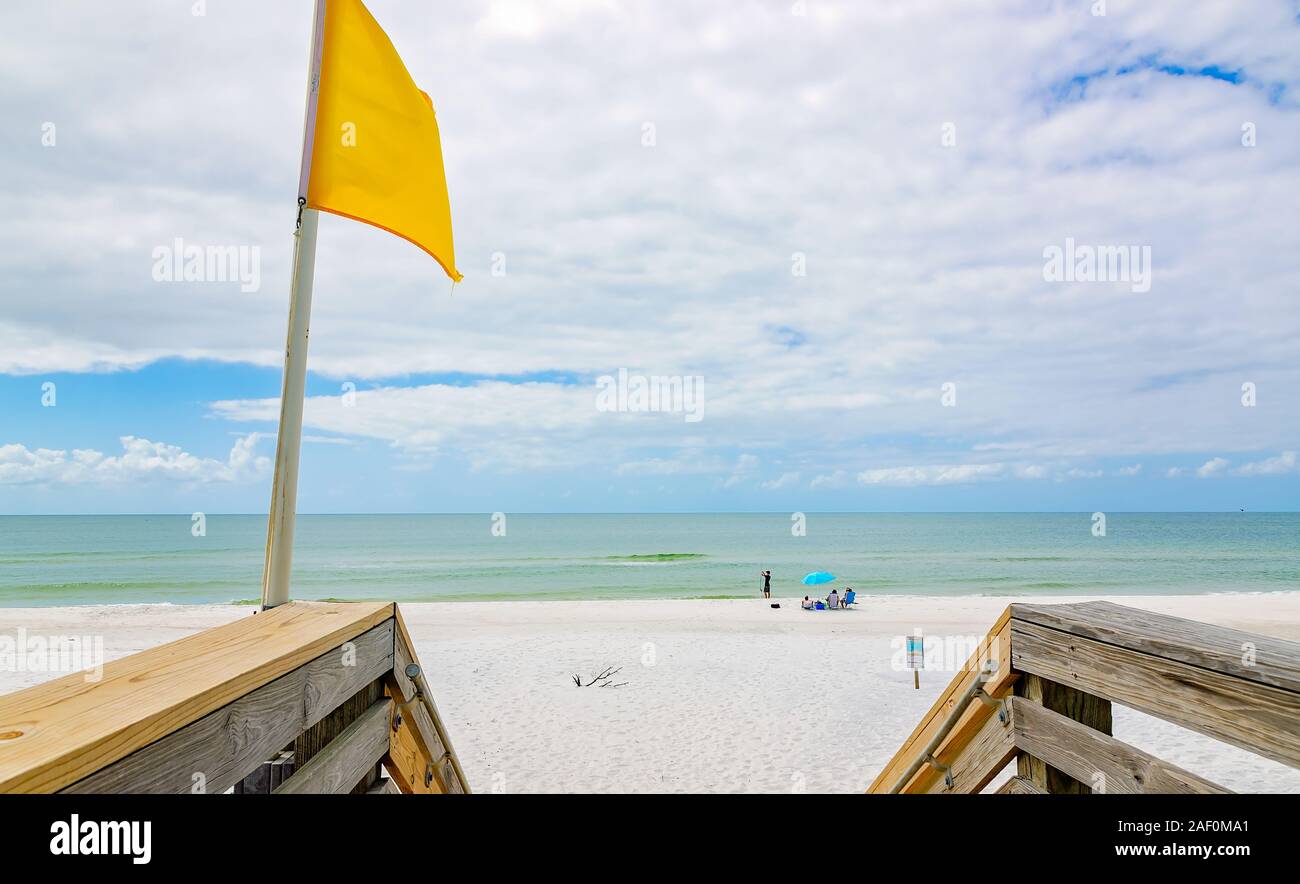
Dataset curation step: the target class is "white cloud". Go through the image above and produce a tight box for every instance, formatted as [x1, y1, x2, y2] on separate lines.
[810, 470, 850, 490]
[858, 462, 1015, 487]
[477, 0, 616, 40]
[3, 1, 1299, 486]
[1231, 451, 1298, 477]
[216, 380, 712, 473]
[0, 435, 269, 486]
[1116, 464, 1143, 476]
[1014, 464, 1051, 481]
[849, 460, 1125, 487]
[723, 454, 760, 488]
[1196, 457, 1231, 478]
[761, 471, 801, 490]
[615, 452, 722, 477]
[1064, 468, 1104, 479]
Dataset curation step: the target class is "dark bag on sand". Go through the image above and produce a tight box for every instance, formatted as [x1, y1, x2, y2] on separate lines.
[770, 603, 780, 609]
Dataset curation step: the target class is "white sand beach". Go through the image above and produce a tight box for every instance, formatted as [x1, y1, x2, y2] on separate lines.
[2, 593, 1298, 794]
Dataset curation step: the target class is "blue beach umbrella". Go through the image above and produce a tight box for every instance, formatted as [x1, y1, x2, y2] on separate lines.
[802, 571, 835, 586]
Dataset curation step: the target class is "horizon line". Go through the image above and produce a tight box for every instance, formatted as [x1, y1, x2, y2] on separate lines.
[0, 510, 1292, 517]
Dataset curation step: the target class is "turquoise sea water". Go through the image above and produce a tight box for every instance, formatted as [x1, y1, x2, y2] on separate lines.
[0, 513, 1295, 606]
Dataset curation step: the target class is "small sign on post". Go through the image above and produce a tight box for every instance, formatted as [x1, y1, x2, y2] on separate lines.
[906, 630, 925, 689]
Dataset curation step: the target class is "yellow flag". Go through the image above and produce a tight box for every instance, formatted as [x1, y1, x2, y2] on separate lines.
[302, 0, 462, 281]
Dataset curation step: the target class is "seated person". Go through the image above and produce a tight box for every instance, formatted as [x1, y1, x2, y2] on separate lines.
[801, 596, 814, 610]
[825, 588, 840, 609]
[843, 588, 856, 606]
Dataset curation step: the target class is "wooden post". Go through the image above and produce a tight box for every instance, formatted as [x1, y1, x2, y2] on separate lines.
[233, 762, 270, 795]
[1014, 673, 1112, 793]
[235, 750, 296, 794]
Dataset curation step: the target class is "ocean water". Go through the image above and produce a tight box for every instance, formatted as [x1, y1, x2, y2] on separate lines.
[0, 513, 1295, 607]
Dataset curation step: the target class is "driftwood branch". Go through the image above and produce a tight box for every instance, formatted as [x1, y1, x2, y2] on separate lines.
[571, 665, 626, 688]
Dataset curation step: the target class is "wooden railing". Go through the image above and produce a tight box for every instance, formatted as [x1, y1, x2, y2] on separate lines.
[0, 601, 469, 794]
[867, 601, 1300, 794]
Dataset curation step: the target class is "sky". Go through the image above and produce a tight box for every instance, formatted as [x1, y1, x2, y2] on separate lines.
[0, 0, 1298, 514]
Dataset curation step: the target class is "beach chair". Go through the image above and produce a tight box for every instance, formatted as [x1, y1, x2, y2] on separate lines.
[843, 590, 856, 607]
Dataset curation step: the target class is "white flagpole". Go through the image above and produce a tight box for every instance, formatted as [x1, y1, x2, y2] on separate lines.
[262, 0, 326, 609]
[261, 207, 319, 609]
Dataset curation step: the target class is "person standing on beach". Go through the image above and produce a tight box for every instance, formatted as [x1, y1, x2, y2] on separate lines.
[761, 570, 772, 599]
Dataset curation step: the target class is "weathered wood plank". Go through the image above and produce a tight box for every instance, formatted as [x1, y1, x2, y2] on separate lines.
[294, 679, 385, 795]
[437, 756, 460, 794]
[0, 600, 394, 793]
[1009, 696, 1229, 794]
[274, 698, 393, 795]
[914, 700, 1016, 794]
[391, 608, 468, 793]
[1014, 673, 1111, 793]
[354, 762, 382, 794]
[996, 776, 1047, 795]
[65, 620, 394, 794]
[868, 609, 1017, 793]
[294, 679, 376, 768]
[1011, 620, 1300, 769]
[1011, 602, 1300, 695]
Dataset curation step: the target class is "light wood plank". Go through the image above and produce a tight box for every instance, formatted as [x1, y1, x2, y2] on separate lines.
[1009, 696, 1229, 794]
[914, 700, 1016, 793]
[868, 608, 1017, 793]
[392, 606, 468, 793]
[66, 620, 394, 794]
[383, 698, 440, 794]
[1011, 620, 1300, 769]
[390, 630, 447, 760]
[996, 776, 1047, 795]
[274, 698, 393, 795]
[0, 600, 394, 793]
[1011, 601, 1300, 695]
